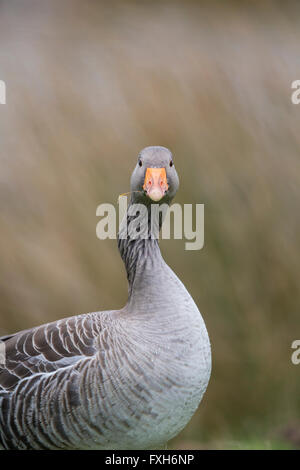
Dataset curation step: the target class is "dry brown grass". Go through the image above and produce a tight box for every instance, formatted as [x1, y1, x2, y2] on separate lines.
[0, 0, 299, 447]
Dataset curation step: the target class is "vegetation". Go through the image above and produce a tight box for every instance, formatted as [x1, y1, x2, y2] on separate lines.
[0, 0, 299, 449]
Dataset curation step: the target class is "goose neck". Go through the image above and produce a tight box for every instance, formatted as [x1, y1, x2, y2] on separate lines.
[117, 200, 165, 297]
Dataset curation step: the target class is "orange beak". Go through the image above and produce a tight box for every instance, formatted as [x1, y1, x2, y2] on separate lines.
[143, 167, 168, 201]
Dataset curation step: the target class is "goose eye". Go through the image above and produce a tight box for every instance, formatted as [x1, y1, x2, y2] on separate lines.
[169, 161, 173, 167]
[138, 160, 143, 167]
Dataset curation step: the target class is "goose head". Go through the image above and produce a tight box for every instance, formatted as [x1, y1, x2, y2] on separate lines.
[130, 146, 179, 205]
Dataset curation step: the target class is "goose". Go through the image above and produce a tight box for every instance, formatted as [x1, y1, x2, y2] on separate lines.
[0, 146, 211, 450]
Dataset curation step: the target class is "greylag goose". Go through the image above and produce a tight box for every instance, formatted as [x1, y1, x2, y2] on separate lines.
[0, 146, 211, 450]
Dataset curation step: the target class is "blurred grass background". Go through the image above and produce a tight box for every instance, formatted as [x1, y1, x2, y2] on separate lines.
[0, 0, 299, 449]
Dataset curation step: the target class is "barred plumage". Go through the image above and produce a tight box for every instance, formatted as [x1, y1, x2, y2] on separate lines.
[0, 147, 211, 449]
